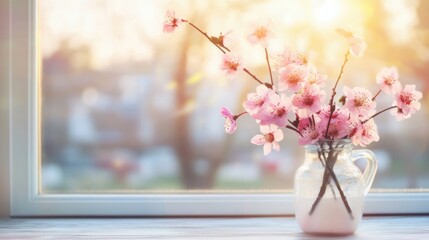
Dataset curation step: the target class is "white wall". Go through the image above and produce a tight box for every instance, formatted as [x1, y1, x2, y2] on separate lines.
[0, 0, 11, 218]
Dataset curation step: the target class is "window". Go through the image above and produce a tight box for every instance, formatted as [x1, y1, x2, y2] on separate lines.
[9, 0, 429, 216]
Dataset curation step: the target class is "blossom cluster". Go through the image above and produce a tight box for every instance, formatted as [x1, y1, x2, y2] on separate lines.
[164, 11, 423, 156]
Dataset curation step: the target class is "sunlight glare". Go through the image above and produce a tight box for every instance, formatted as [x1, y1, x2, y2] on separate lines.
[313, 0, 342, 28]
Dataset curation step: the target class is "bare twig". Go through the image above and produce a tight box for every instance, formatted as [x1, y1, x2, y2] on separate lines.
[265, 48, 274, 87]
[184, 20, 265, 86]
[325, 51, 350, 138]
[362, 106, 397, 124]
[286, 125, 303, 137]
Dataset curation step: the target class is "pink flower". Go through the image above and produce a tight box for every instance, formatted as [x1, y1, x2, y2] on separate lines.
[274, 48, 294, 70]
[390, 107, 408, 121]
[325, 120, 349, 140]
[251, 125, 284, 156]
[297, 117, 324, 145]
[292, 84, 326, 118]
[220, 52, 243, 79]
[348, 119, 380, 147]
[294, 51, 310, 66]
[318, 105, 350, 123]
[163, 10, 183, 33]
[349, 36, 366, 58]
[391, 84, 422, 121]
[318, 106, 350, 139]
[243, 85, 277, 115]
[278, 64, 308, 92]
[376, 67, 401, 95]
[307, 65, 327, 87]
[247, 22, 274, 48]
[336, 28, 366, 58]
[297, 117, 311, 131]
[274, 47, 308, 70]
[343, 86, 376, 119]
[253, 93, 291, 127]
[220, 107, 237, 134]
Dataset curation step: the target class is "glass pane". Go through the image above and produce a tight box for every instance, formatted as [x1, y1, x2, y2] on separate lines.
[40, 0, 429, 193]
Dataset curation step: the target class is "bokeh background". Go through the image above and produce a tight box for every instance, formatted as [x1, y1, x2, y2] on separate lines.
[40, 0, 429, 193]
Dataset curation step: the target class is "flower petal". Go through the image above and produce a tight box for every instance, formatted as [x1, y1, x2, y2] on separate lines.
[251, 134, 266, 145]
[263, 143, 272, 156]
[274, 129, 284, 141]
[272, 142, 280, 152]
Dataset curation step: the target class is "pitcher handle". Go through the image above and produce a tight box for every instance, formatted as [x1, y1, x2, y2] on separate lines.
[352, 149, 378, 196]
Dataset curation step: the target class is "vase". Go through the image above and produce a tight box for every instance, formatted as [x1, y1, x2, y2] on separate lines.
[294, 139, 377, 235]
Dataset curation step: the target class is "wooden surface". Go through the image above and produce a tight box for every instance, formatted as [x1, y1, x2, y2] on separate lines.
[0, 216, 428, 239]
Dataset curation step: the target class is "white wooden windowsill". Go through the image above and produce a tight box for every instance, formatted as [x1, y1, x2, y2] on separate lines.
[0, 216, 428, 239]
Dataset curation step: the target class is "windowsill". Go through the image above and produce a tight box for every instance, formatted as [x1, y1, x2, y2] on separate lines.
[1, 216, 428, 239]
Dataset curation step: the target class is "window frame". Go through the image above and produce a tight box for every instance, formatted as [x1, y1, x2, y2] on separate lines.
[9, 0, 429, 216]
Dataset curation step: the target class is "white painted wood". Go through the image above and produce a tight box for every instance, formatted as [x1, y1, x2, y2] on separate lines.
[9, 0, 40, 217]
[0, 0, 11, 218]
[10, 192, 429, 216]
[8, 0, 429, 217]
[0, 217, 428, 239]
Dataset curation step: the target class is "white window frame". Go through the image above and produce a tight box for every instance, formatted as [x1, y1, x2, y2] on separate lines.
[8, 0, 429, 217]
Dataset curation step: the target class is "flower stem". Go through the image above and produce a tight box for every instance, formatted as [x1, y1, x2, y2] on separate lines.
[184, 20, 265, 86]
[362, 106, 397, 124]
[184, 20, 226, 54]
[316, 150, 337, 199]
[243, 68, 264, 85]
[265, 48, 274, 87]
[324, 149, 353, 219]
[310, 142, 354, 220]
[372, 89, 382, 101]
[233, 111, 247, 120]
[286, 125, 303, 137]
[324, 51, 350, 138]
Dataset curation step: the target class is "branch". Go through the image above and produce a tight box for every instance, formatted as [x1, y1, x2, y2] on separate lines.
[265, 48, 274, 87]
[324, 51, 350, 138]
[233, 111, 247, 120]
[372, 89, 382, 101]
[362, 106, 397, 124]
[184, 20, 265, 86]
[185, 21, 226, 54]
[286, 125, 303, 137]
[243, 68, 264, 85]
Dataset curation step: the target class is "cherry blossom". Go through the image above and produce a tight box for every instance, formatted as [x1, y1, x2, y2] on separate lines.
[318, 106, 350, 139]
[251, 125, 284, 156]
[391, 84, 422, 121]
[294, 51, 310, 66]
[336, 28, 366, 58]
[163, 10, 183, 33]
[349, 36, 366, 58]
[348, 119, 380, 147]
[292, 84, 326, 118]
[318, 105, 350, 123]
[376, 67, 401, 95]
[243, 85, 277, 115]
[247, 22, 274, 48]
[274, 47, 308, 70]
[220, 52, 243, 79]
[165, 14, 423, 151]
[220, 107, 237, 134]
[278, 64, 309, 92]
[343, 86, 376, 119]
[297, 117, 324, 145]
[307, 65, 327, 87]
[253, 93, 291, 127]
[325, 119, 349, 139]
[274, 48, 294, 70]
